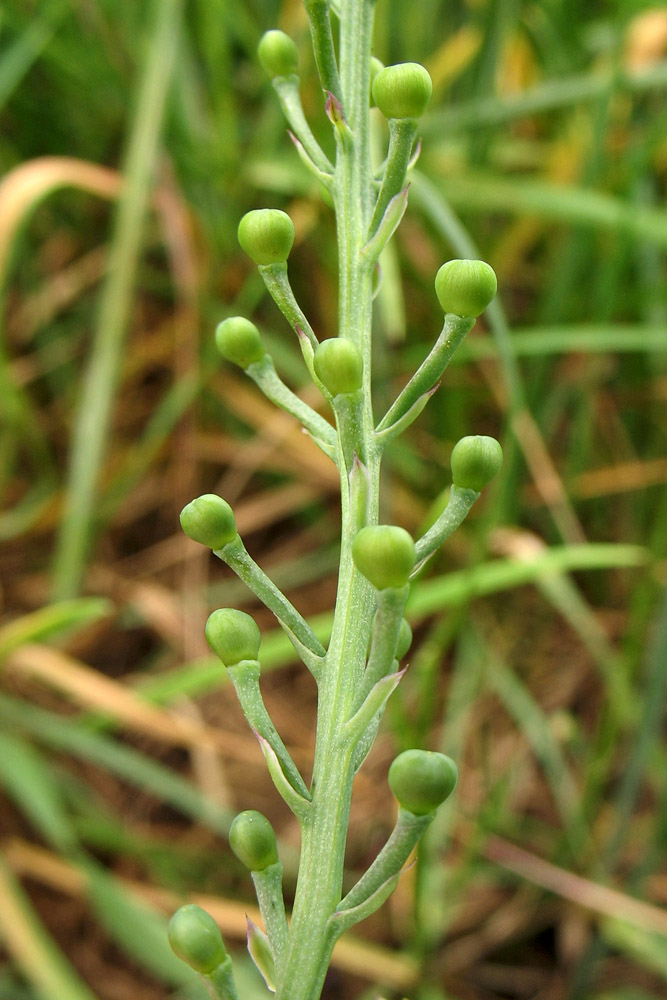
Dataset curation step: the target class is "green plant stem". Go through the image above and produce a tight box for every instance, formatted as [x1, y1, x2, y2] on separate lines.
[245, 355, 338, 458]
[51, 0, 183, 600]
[271, 75, 334, 174]
[273, 3, 379, 998]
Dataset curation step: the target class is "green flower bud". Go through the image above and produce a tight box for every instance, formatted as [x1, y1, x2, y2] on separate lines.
[434, 259, 497, 317]
[450, 435, 503, 492]
[396, 618, 413, 660]
[257, 29, 298, 78]
[371, 62, 432, 120]
[180, 494, 237, 550]
[352, 525, 415, 590]
[215, 316, 265, 369]
[168, 904, 227, 974]
[229, 809, 279, 871]
[313, 338, 363, 395]
[205, 608, 261, 666]
[388, 749, 458, 815]
[238, 209, 295, 266]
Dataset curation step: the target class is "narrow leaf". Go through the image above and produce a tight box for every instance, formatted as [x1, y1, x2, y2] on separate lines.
[246, 917, 276, 992]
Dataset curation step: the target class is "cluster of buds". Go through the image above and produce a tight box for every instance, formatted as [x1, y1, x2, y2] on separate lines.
[170, 14, 502, 1000]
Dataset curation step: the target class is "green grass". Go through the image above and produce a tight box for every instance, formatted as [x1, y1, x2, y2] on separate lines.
[1, 1, 666, 998]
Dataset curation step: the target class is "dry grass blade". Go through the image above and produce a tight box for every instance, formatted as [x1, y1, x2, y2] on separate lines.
[4, 643, 252, 758]
[0, 157, 120, 282]
[484, 836, 667, 937]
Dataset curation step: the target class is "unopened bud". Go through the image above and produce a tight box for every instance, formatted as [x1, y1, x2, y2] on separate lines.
[238, 209, 295, 266]
[168, 904, 227, 974]
[372, 62, 432, 120]
[451, 435, 503, 492]
[434, 259, 497, 317]
[215, 316, 265, 368]
[389, 749, 458, 815]
[257, 29, 298, 78]
[313, 338, 363, 396]
[205, 608, 261, 666]
[230, 809, 279, 871]
[352, 525, 415, 590]
[180, 495, 237, 550]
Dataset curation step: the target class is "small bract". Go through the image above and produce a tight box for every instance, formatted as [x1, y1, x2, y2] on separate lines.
[215, 316, 265, 369]
[372, 62, 432, 120]
[258, 29, 298, 78]
[451, 435, 503, 492]
[352, 525, 415, 590]
[205, 608, 261, 666]
[435, 259, 497, 317]
[238, 209, 295, 266]
[389, 749, 458, 815]
[230, 809, 279, 872]
[313, 338, 363, 396]
[180, 494, 237, 550]
[168, 904, 227, 974]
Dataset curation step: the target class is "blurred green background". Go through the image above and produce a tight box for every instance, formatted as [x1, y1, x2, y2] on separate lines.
[1, 1, 666, 998]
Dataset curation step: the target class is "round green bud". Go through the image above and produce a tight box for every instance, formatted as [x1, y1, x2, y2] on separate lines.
[215, 316, 265, 369]
[396, 618, 413, 660]
[168, 904, 227, 974]
[434, 259, 497, 317]
[205, 608, 261, 666]
[450, 435, 503, 492]
[238, 209, 295, 266]
[180, 494, 237, 550]
[352, 525, 415, 590]
[313, 338, 363, 396]
[229, 810, 279, 871]
[257, 29, 298, 78]
[371, 62, 432, 120]
[388, 749, 458, 815]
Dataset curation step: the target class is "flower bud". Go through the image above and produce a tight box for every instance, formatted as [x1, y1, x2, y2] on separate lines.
[396, 618, 413, 660]
[205, 608, 261, 666]
[168, 904, 227, 974]
[238, 209, 295, 266]
[180, 494, 237, 550]
[388, 749, 458, 815]
[257, 29, 298, 78]
[434, 259, 497, 317]
[371, 62, 432, 120]
[215, 316, 265, 369]
[313, 338, 363, 396]
[229, 809, 279, 871]
[352, 525, 415, 590]
[450, 435, 503, 492]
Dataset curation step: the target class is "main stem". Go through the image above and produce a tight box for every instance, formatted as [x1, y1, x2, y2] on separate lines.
[273, 3, 377, 998]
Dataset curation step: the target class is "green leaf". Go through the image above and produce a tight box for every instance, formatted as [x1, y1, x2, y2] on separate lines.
[0, 732, 77, 853]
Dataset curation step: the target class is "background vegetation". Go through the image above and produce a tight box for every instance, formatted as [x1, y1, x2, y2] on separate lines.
[1, 1, 666, 998]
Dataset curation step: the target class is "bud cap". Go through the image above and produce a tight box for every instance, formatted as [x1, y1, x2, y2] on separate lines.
[352, 525, 415, 590]
[215, 317, 265, 369]
[389, 749, 458, 815]
[451, 435, 503, 492]
[205, 608, 261, 666]
[372, 62, 432, 120]
[230, 810, 279, 871]
[168, 904, 227, 974]
[238, 209, 295, 266]
[180, 494, 237, 550]
[435, 259, 497, 317]
[313, 338, 363, 396]
[257, 29, 298, 78]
